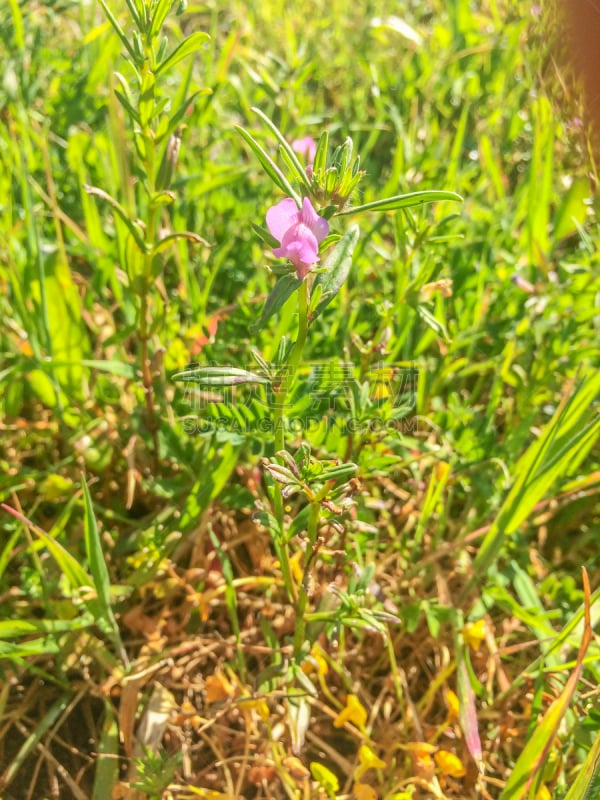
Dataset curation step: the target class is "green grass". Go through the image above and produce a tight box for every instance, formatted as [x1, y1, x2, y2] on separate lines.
[1, 1, 599, 799]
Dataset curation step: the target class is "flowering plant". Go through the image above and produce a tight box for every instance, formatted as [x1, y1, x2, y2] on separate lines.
[177, 108, 461, 668]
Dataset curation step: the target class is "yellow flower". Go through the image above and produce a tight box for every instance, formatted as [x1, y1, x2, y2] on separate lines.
[354, 784, 377, 800]
[333, 694, 367, 730]
[535, 786, 551, 800]
[204, 671, 235, 704]
[302, 645, 329, 677]
[463, 619, 486, 651]
[290, 550, 304, 586]
[445, 689, 460, 719]
[354, 744, 386, 781]
[434, 749, 466, 778]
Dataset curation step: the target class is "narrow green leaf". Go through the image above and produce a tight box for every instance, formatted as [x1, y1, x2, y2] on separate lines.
[80, 360, 136, 378]
[312, 225, 359, 320]
[473, 372, 600, 581]
[172, 366, 270, 386]
[415, 303, 450, 340]
[252, 273, 303, 332]
[251, 222, 280, 248]
[498, 571, 593, 800]
[1, 504, 90, 590]
[156, 31, 210, 74]
[313, 131, 329, 174]
[0, 639, 61, 658]
[280, 144, 312, 190]
[92, 702, 120, 800]
[84, 185, 146, 251]
[82, 478, 125, 662]
[0, 618, 93, 638]
[152, 230, 210, 254]
[235, 126, 301, 203]
[123, 0, 144, 29]
[98, 0, 137, 61]
[7, 0, 24, 49]
[250, 107, 313, 191]
[336, 190, 463, 216]
[553, 176, 590, 244]
[0, 693, 71, 788]
[114, 88, 141, 123]
[149, 0, 173, 38]
[564, 732, 600, 800]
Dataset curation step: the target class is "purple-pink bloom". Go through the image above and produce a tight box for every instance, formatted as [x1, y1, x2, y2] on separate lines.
[266, 197, 329, 280]
[292, 136, 317, 164]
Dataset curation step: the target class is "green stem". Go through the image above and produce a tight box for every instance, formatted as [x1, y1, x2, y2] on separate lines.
[292, 499, 320, 660]
[272, 280, 310, 604]
[137, 130, 161, 469]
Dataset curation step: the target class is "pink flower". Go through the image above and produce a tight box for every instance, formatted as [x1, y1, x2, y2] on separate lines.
[266, 197, 329, 279]
[292, 136, 317, 164]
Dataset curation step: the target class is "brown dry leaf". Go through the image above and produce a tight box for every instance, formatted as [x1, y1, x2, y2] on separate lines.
[122, 603, 161, 638]
[283, 755, 311, 782]
[119, 671, 149, 758]
[247, 762, 277, 786]
[421, 279, 453, 299]
[134, 683, 177, 753]
[287, 695, 311, 754]
[111, 782, 145, 800]
[173, 699, 203, 730]
[403, 742, 436, 781]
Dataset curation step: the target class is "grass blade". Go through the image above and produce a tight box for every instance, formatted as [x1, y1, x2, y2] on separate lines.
[92, 701, 120, 800]
[82, 477, 128, 664]
[498, 569, 593, 800]
[564, 732, 600, 800]
[472, 372, 600, 581]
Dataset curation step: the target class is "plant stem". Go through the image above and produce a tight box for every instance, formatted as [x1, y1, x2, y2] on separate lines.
[292, 498, 319, 660]
[138, 123, 161, 470]
[138, 285, 160, 470]
[272, 280, 310, 604]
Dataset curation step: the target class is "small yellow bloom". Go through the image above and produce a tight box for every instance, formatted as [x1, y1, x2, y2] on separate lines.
[290, 550, 304, 586]
[354, 744, 386, 781]
[371, 382, 390, 401]
[445, 688, 460, 719]
[204, 671, 235, 704]
[535, 786, 551, 800]
[434, 749, 466, 778]
[463, 619, 486, 651]
[302, 645, 329, 677]
[354, 784, 377, 800]
[333, 693, 367, 730]
[238, 694, 270, 720]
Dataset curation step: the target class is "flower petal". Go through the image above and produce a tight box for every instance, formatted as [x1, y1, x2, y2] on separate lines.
[292, 136, 317, 163]
[266, 198, 300, 242]
[300, 197, 329, 243]
[276, 224, 319, 270]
